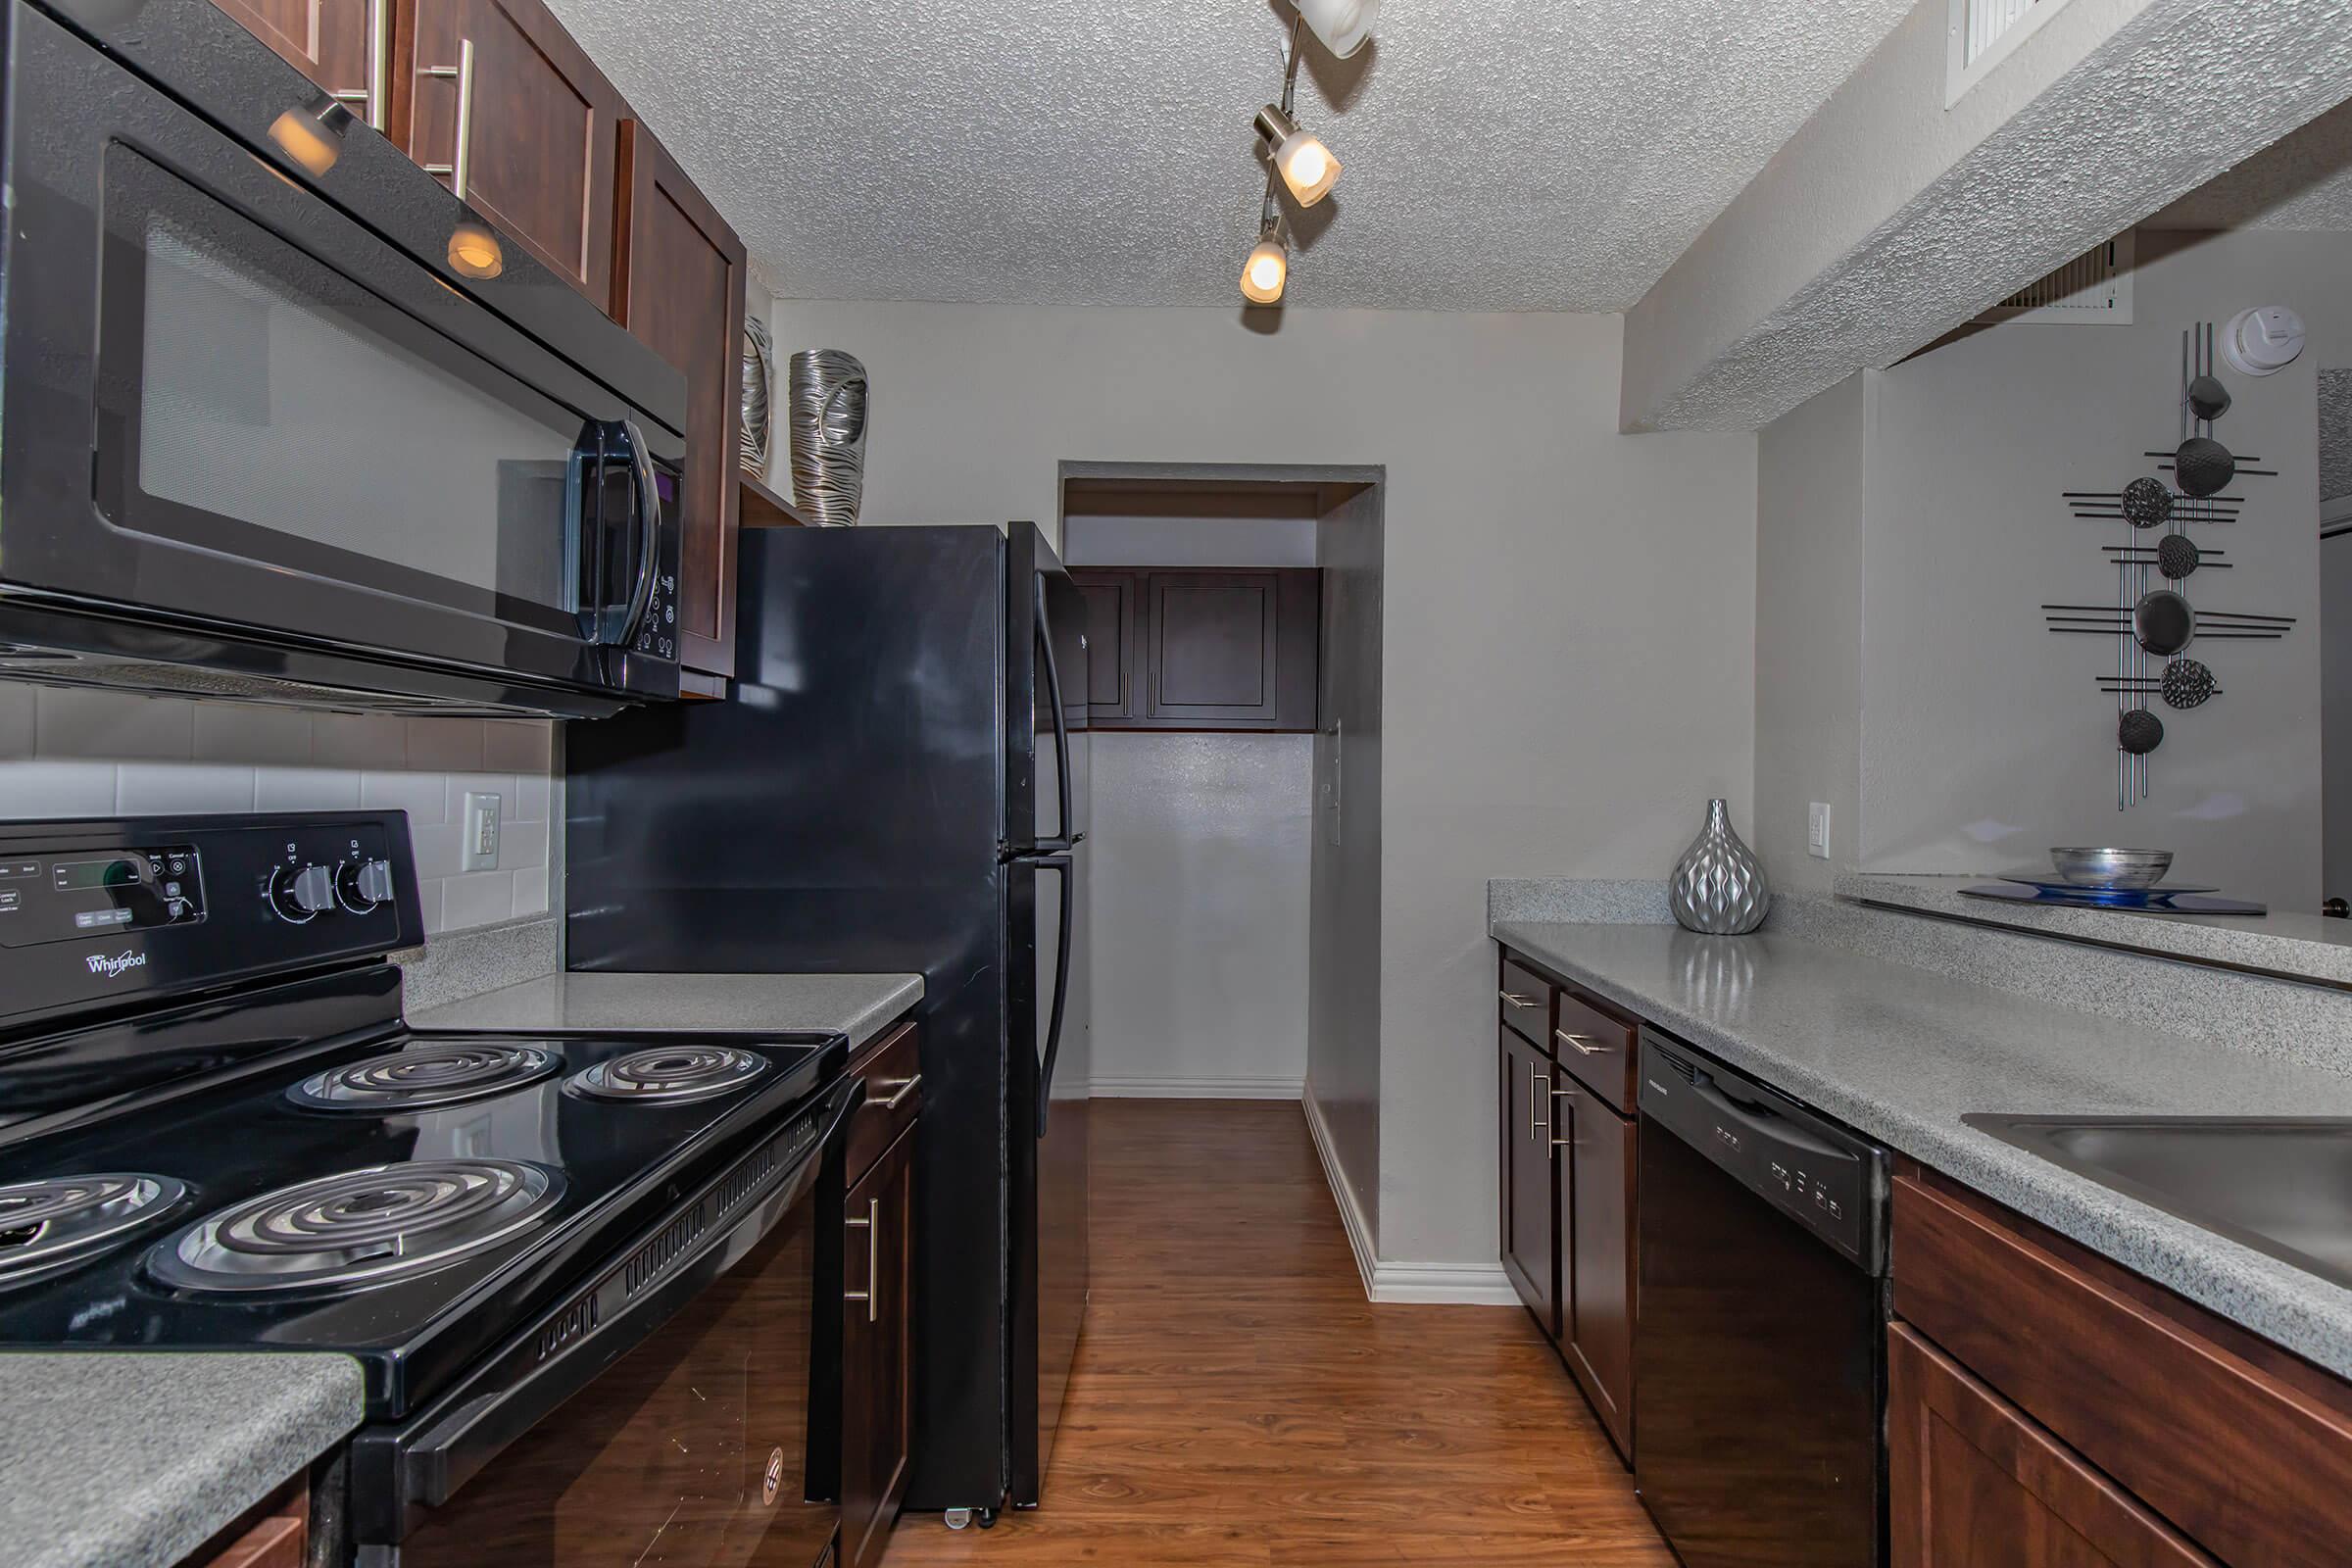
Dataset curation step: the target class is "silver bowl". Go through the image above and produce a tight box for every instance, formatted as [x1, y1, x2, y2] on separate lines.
[2049, 847, 2174, 890]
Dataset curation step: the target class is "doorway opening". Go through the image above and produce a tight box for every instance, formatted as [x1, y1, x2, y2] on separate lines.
[1055, 461, 1383, 1170]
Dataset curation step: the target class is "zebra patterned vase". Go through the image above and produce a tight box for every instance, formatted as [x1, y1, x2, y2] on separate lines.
[1669, 798, 1771, 936]
[786, 349, 869, 526]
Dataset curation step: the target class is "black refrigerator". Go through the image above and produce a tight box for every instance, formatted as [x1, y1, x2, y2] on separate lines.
[564, 521, 1092, 1518]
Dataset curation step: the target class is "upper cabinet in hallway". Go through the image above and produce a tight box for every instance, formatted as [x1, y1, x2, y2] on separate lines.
[1072, 567, 1320, 733]
[205, 0, 749, 689]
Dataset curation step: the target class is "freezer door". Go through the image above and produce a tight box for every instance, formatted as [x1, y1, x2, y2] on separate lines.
[1008, 845, 1091, 1506]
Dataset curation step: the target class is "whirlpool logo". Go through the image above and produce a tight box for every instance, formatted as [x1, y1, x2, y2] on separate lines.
[84, 950, 146, 979]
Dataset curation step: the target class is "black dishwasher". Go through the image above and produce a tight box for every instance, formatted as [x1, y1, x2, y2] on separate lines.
[1634, 1029, 1889, 1568]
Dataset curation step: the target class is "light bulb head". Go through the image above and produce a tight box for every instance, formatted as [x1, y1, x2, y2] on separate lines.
[1254, 104, 1342, 207]
[447, 220, 505, 279]
[268, 101, 348, 178]
[1292, 0, 1380, 58]
[1241, 232, 1288, 305]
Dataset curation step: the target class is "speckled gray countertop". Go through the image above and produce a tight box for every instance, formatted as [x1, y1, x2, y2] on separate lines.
[1839, 872, 2352, 988]
[409, 971, 923, 1048]
[0, 1352, 362, 1568]
[1492, 918, 2352, 1378]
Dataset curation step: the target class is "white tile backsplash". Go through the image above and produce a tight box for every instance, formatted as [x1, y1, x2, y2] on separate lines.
[0, 682, 558, 936]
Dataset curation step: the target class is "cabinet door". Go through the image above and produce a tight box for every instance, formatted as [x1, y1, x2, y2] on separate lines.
[840, 1123, 914, 1568]
[615, 121, 747, 683]
[215, 0, 385, 124]
[1559, 1080, 1635, 1461]
[1498, 1030, 1558, 1336]
[1888, 1324, 2216, 1567]
[1146, 570, 1279, 725]
[406, 0, 623, 310]
[1073, 570, 1141, 722]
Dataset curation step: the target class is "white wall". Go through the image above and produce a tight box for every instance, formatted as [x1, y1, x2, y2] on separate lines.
[1859, 229, 2328, 908]
[0, 683, 556, 934]
[767, 299, 1757, 1276]
[1087, 732, 1312, 1098]
[1752, 229, 2343, 912]
[1753, 375, 1869, 892]
[1309, 483, 1385, 1248]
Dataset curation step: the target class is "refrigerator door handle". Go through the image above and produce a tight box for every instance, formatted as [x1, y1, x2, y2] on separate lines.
[1032, 572, 1076, 855]
[1035, 851, 1075, 1139]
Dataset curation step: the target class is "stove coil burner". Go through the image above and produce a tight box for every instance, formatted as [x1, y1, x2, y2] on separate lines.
[288, 1043, 561, 1111]
[0, 1173, 189, 1287]
[567, 1045, 770, 1104]
[149, 1159, 562, 1294]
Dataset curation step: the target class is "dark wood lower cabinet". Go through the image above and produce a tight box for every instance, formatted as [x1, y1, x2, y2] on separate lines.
[839, 1121, 914, 1568]
[1887, 1324, 2214, 1567]
[1498, 1028, 1558, 1336]
[1557, 1078, 1634, 1460]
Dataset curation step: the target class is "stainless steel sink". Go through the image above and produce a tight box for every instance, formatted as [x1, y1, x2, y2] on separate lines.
[1961, 1115, 2352, 1291]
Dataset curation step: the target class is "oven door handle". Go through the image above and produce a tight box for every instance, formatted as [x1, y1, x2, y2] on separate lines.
[374, 1077, 862, 1526]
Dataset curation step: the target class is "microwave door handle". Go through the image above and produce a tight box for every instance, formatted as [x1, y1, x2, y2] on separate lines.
[614, 418, 662, 647]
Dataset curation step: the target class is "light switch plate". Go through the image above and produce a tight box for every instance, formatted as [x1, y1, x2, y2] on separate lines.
[463, 792, 502, 871]
[1807, 803, 1832, 859]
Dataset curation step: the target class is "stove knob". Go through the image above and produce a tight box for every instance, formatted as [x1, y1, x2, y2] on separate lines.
[336, 858, 395, 913]
[270, 863, 335, 921]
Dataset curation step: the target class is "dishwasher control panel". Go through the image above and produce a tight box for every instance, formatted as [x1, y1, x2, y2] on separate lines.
[1640, 1031, 1887, 1270]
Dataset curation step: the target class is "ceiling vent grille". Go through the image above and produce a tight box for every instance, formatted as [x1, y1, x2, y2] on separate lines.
[1947, 0, 2075, 102]
[1975, 232, 2133, 325]
[1962, 0, 2039, 65]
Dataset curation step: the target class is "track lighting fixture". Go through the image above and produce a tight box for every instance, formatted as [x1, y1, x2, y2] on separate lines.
[1235, 3, 1377, 303]
[1254, 104, 1341, 208]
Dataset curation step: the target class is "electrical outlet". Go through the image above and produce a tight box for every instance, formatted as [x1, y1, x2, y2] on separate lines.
[1807, 803, 1832, 860]
[463, 792, 502, 871]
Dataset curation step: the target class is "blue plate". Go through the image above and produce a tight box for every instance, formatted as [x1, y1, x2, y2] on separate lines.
[1995, 874, 2219, 905]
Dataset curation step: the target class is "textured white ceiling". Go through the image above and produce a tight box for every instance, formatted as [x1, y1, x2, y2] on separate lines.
[2146, 97, 2352, 232]
[547, 0, 1916, 311]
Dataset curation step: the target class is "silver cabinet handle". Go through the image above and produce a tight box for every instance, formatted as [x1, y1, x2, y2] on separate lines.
[1556, 1028, 1603, 1055]
[1498, 991, 1538, 1008]
[843, 1196, 879, 1322]
[1528, 1059, 1548, 1140]
[877, 1074, 922, 1111]
[1549, 1083, 1577, 1150]
[418, 36, 477, 198]
[325, 0, 388, 128]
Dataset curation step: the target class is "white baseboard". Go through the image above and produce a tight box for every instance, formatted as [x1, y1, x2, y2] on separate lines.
[1089, 1075, 1303, 1100]
[1302, 1080, 1525, 1308]
[1301, 1081, 1379, 1299]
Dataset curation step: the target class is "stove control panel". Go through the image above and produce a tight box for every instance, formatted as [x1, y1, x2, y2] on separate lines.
[0, 812, 424, 1035]
[0, 844, 207, 948]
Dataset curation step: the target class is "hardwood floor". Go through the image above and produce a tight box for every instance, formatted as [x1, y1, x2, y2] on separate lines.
[881, 1100, 1671, 1566]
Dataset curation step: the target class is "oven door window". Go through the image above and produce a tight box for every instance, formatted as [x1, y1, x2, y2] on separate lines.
[93, 143, 594, 638]
[396, 1199, 836, 1567]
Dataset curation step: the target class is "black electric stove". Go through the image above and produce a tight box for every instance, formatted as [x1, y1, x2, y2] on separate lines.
[0, 812, 857, 1565]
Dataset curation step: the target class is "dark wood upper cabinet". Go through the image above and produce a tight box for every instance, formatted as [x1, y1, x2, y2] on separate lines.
[614, 120, 746, 684]
[1076, 572, 1140, 722]
[214, 0, 382, 122]
[1069, 566, 1318, 733]
[403, 0, 624, 311]
[840, 1122, 914, 1568]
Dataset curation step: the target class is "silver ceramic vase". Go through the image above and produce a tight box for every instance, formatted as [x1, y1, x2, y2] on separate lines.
[785, 349, 868, 527]
[1670, 798, 1771, 935]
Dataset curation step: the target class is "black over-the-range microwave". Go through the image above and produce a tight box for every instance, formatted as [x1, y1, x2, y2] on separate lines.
[0, 0, 688, 719]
